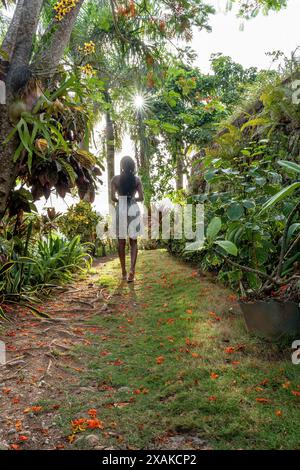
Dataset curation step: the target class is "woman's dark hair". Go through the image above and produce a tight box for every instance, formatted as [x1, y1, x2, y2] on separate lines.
[119, 156, 137, 197]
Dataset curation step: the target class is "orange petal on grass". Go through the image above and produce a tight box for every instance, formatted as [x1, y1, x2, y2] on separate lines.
[275, 410, 283, 417]
[259, 379, 269, 386]
[186, 309, 193, 315]
[156, 356, 164, 365]
[225, 347, 235, 354]
[291, 390, 300, 397]
[10, 444, 20, 450]
[208, 396, 217, 401]
[15, 420, 22, 432]
[256, 398, 271, 403]
[23, 406, 42, 414]
[210, 373, 219, 380]
[86, 419, 104, 429]
[88, 409, 97, 418]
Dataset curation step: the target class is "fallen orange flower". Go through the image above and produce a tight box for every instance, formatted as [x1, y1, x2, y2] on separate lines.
[275, 410, 283, 417]
[208, 396, 217, 401]
[10, 444, 20, 450]
[225, 347, 235, 354]
[72, 418, 87, 433]
[23, 406, 42, 414]
[86, 419, 104, 429]
[260, 379, 269, 386]
[291, 390, 300, 397]
[256, 398, 271, 404]
[186, 309, 193, 315]
[88, 409, 97, 418]
[210, 373, 219, 380]
[156, 356, 164, 365]
[18, 435, 29, 441]
[56, 443, 65, 449]
[15, 420, 22, 432]
[11, 397, 20, 404]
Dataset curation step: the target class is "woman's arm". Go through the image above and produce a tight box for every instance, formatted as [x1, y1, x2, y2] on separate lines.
[111, 177, 118, 203]
[135, 177, 144, 202]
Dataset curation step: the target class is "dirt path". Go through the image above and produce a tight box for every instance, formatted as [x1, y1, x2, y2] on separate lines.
[0, 251, 298, 451]
[0, 258, 111, 450]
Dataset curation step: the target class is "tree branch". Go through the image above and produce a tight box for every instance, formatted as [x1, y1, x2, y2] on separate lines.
[222, 255, 274, 282]
[1, 0, 24, 61]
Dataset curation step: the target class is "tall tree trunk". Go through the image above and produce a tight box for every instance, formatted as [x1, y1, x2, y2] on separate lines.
[0, 0, 44, 217]
[106, 111, 115, 204]
[1, 0, 25, 60]
[176, 157, 184, 191]
[8, 0, 43, 70]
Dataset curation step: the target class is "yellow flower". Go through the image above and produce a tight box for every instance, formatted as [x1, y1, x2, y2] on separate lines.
[81, 63, 96, 77]
[54, 0, 79, 21]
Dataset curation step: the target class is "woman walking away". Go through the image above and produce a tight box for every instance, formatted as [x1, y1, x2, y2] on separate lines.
[111, 156, 144, 282]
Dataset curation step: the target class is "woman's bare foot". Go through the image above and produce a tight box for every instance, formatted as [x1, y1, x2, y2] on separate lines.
[127, 271, 135, 283]
[122, 271, 127, 281]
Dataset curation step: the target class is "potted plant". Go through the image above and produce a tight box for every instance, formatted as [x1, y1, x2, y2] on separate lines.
[203, 160, 300, 339]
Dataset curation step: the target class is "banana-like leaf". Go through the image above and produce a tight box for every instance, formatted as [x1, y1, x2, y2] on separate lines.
[260, 183, 300, 214]
[278, 160, 300, 174]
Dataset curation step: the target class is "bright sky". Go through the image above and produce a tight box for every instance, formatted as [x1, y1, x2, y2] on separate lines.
[193, 0, 300, 73]
[36, 0, 300, 216]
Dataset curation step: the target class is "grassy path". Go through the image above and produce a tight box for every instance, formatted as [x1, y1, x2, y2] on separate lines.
[1, 250, 300, 450]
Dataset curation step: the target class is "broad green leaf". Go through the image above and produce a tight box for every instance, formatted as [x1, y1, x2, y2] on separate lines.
[243, 199, 255, 209]
[215, 240, 238, 256]
[227, 203, 244, 221]
[206, 217, 222, 242]
[161, 122, 180, 134]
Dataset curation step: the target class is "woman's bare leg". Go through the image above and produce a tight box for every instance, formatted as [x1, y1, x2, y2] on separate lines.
[128, 238, 138, 281]
[118, 239, 127, 279]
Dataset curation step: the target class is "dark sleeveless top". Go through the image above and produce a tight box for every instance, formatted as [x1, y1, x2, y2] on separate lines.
[117, 175, 138, 199]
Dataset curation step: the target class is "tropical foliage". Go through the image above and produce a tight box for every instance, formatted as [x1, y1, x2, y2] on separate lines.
[168, 67, 300, 301]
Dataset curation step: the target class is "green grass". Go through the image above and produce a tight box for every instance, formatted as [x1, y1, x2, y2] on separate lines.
[57, 250, 300, 450]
